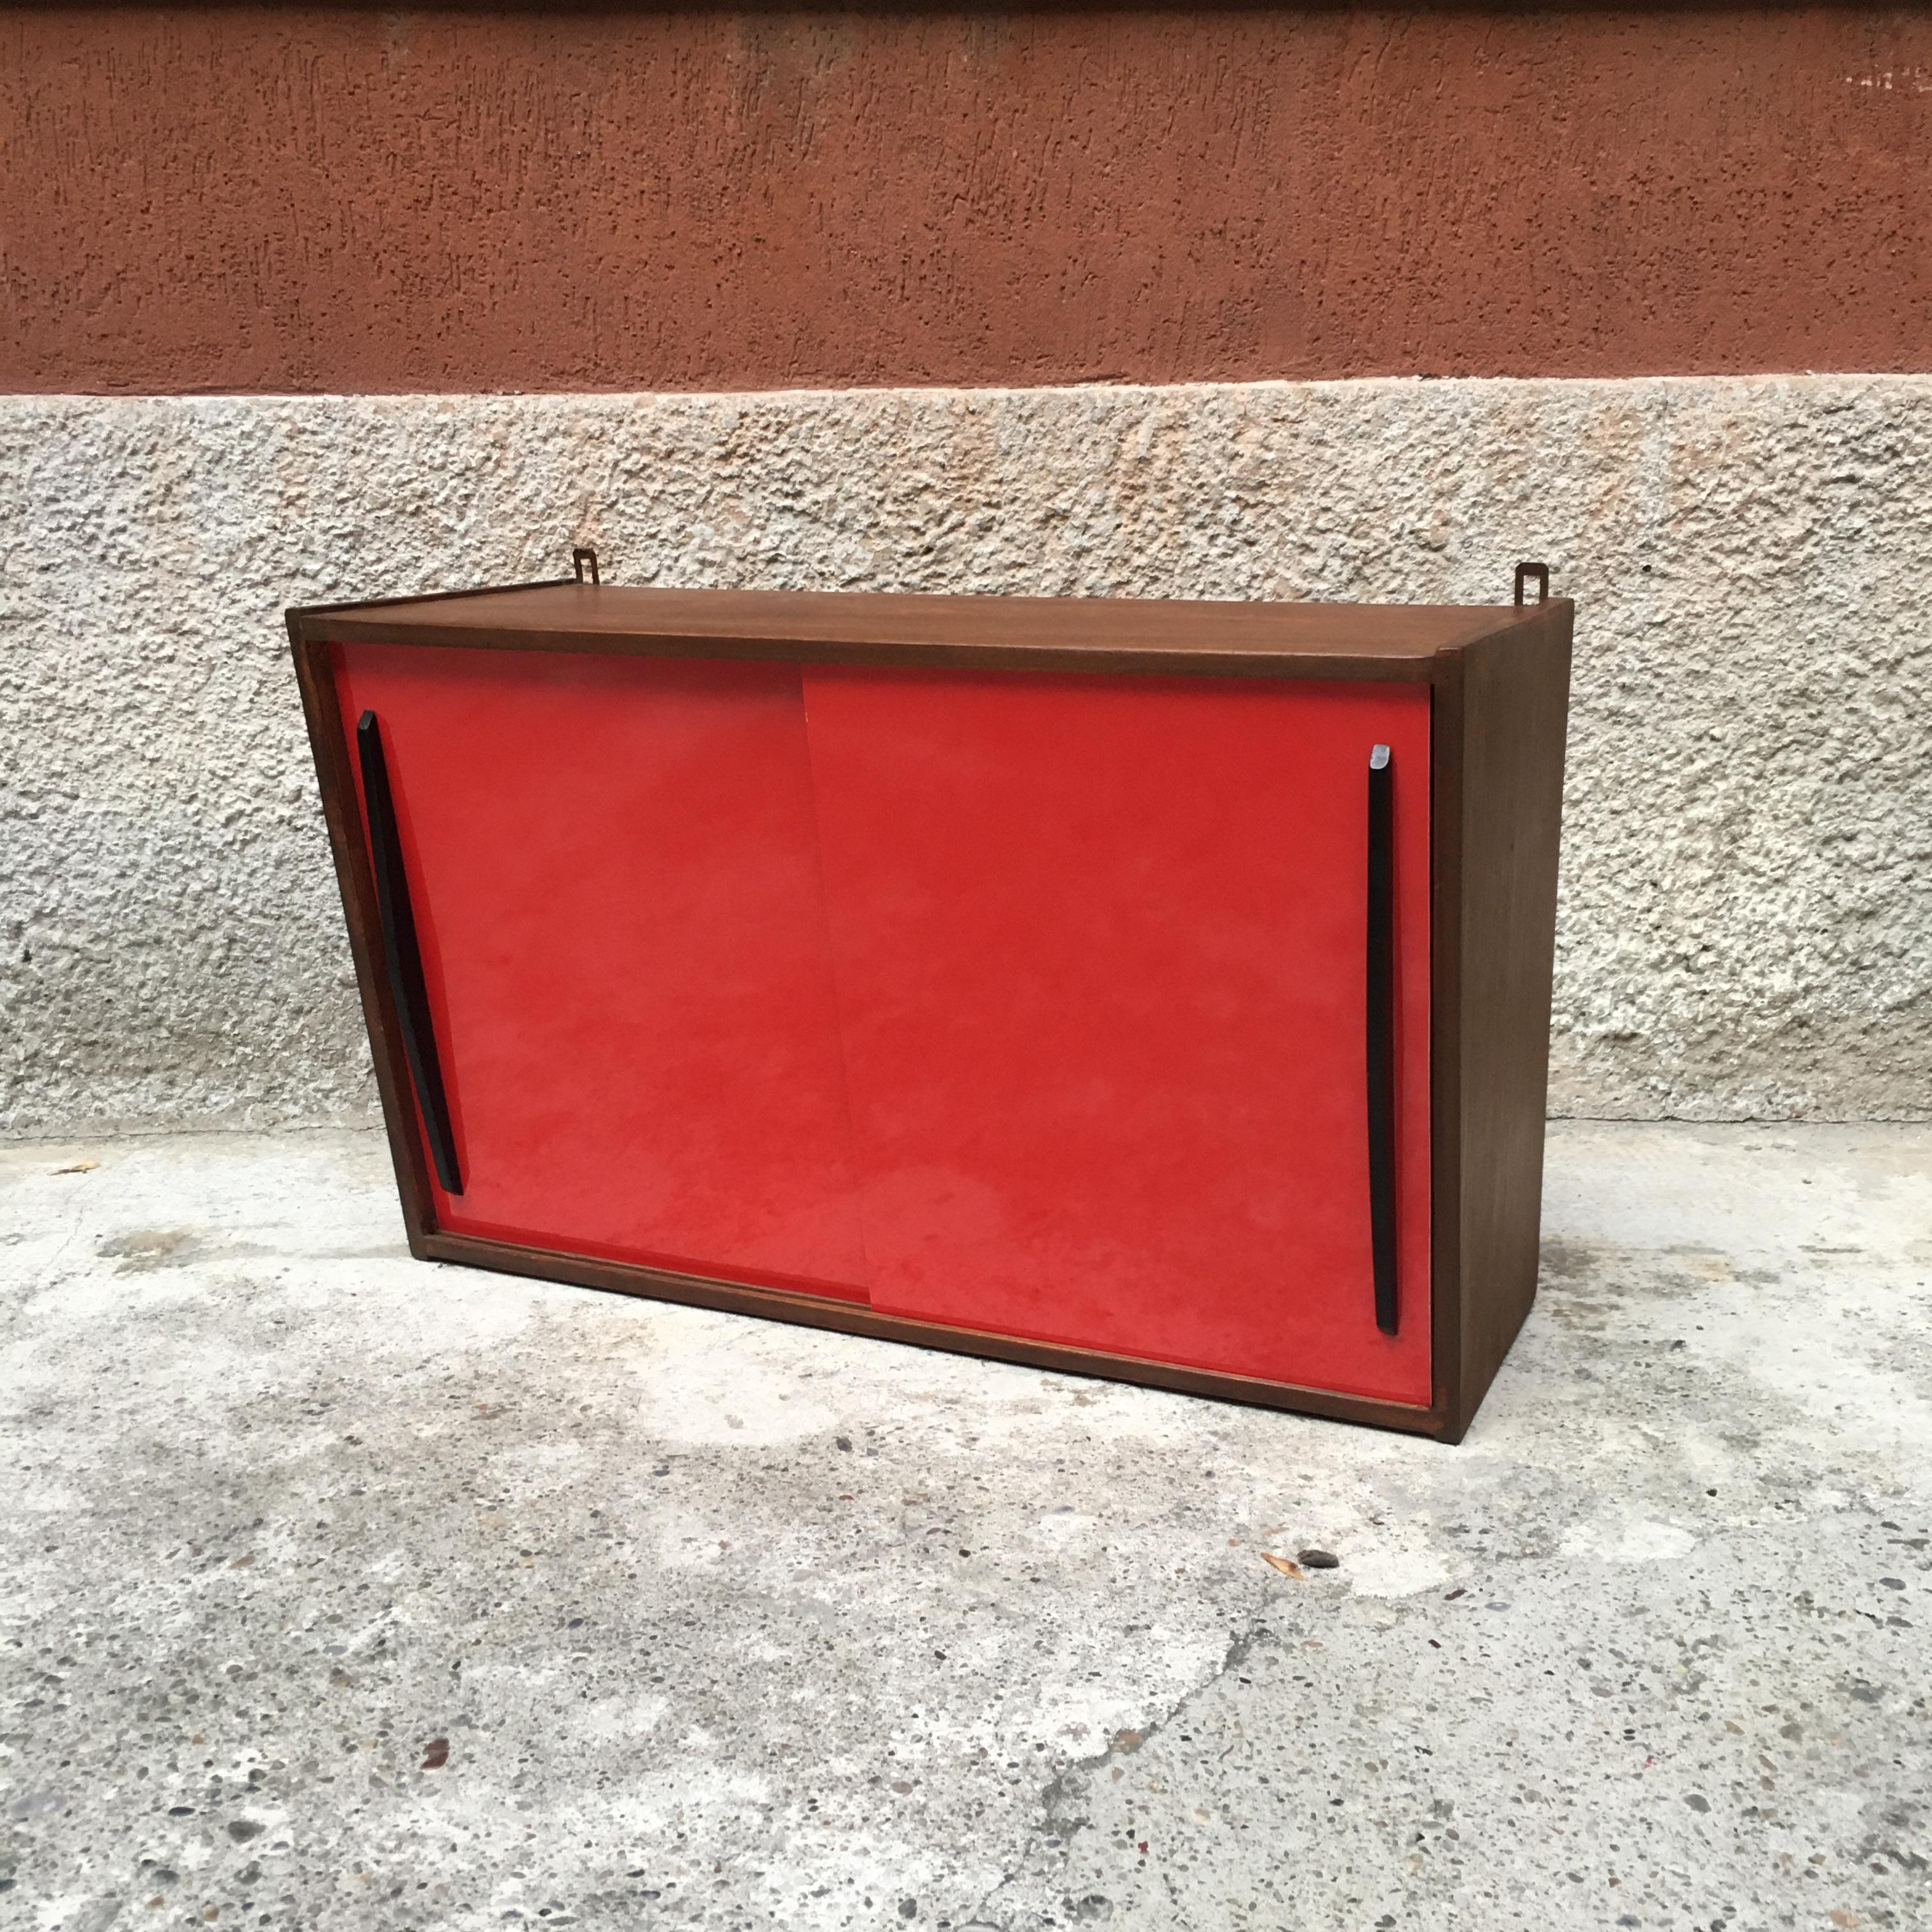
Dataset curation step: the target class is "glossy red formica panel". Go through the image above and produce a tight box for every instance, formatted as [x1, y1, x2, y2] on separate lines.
[330, 642, 870, 1300]
[802, 670, 1434, 1406]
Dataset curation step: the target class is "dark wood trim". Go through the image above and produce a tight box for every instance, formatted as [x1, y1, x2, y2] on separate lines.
[286, 574, 574, 627]
[1445, 599, 1574, 1440]
[1426, 652, 1468, 1440]
[418, 1230, 1454, 1440]
[293, 623, 1443, 685]
[288, 627, 438, 1251]
[288, 579, 1567, 686]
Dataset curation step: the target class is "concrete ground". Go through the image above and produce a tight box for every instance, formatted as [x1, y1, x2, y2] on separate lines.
[2, 1123, 1928, 1932]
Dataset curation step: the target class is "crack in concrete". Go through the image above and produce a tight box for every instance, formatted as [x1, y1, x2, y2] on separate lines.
[957, 1619, 1273, 1929]
[29, 1181, 93, 1296]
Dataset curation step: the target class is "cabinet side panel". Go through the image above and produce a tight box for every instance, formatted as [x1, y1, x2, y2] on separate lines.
[1453, 606, 1574, 1431]
[290, 632, 436, 1249]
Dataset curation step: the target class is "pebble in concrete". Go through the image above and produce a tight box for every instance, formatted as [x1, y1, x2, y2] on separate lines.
[1, 1121, 1929, 1929]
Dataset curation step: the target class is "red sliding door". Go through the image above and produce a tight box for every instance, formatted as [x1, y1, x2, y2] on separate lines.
[802, 669, 1434, 1404]
[331, 642, 870, 1300]
[330, 643, 1432, 1403]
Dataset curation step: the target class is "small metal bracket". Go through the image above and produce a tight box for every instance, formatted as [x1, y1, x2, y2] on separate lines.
[1514, 560, 1550, 608]
[572, 546, 601, 587]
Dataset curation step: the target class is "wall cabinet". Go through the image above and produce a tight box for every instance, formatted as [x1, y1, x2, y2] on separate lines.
[289, 566, 1571, 1440]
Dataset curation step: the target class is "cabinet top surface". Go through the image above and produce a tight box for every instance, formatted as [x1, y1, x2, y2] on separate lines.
[292, 581, 1567, 673]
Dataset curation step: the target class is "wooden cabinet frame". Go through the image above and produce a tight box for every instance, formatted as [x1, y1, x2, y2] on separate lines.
[288, 572, 1572, 1442]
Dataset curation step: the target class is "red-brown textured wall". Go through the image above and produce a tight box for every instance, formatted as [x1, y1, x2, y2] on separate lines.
[4, 7, 1928, 394]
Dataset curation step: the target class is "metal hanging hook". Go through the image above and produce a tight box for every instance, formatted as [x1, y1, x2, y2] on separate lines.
[1514, 560, 1550, 608]
[572, 546, 601, 587]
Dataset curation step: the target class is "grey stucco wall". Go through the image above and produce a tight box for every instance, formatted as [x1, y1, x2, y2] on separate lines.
[3, 378, 1928, 1133]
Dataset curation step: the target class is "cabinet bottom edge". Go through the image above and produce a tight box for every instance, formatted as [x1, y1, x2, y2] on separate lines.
[415, 1228, 1454, 1440]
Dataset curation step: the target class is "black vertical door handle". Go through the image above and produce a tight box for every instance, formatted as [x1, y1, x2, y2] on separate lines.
[1365, 744, 1397, 1335]
[356, 710, 464, 1195]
